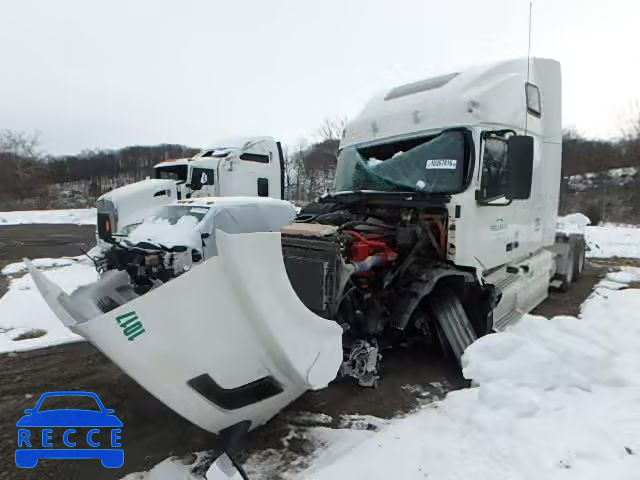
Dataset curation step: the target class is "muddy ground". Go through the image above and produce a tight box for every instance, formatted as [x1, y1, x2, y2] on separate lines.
[0, 224, 617, 479]
[0, 224, 97, 299]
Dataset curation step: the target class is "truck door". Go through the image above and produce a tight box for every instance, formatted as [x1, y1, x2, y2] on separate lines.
[472, 130, 530, 269]
[190, 167, 216, 198]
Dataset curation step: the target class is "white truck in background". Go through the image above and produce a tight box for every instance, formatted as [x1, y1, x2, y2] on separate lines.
[32, 58, 585, 457]
[96, 136, 285, 241]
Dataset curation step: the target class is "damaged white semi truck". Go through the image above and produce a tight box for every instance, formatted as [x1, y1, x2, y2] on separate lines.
[31, 58, 584, 444]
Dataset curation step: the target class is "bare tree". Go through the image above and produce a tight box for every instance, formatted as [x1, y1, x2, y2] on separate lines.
[0, 130, 46, 203]
[0, 129, 41, 158]
[289, 140, 309, 201]
[621, 101, 640, 140]
[281, 144, 297, 201]
[316, 116, 347, 142]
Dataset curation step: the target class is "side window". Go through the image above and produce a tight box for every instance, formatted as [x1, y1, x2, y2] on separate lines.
[480, 135, 509, 200]
[240, 153, 270, 164]
[190, 168, 214, 190]
[526, 83, 541, 116]
[257, 177, 269, 197]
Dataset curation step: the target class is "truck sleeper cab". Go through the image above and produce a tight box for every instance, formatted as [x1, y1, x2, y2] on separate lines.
[283, 57, 583, 386]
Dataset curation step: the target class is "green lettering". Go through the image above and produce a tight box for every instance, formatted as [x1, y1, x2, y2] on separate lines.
[123, 321, 142, 337]
[115, 311, 136, 325]
[128, 328, 146, 342]
[120, 315, 139, 328]
[116, 311, 145, 341]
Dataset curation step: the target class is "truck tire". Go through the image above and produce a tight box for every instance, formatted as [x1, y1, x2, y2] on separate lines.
[571, 236, 586, 282]
[428, 290, 477, 365]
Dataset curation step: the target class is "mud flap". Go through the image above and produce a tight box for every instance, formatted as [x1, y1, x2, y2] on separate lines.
[429, 291, 477, 363]
[29, 231, 343, 433]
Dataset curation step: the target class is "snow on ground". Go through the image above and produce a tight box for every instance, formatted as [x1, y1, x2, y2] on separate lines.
[557, 214, 640, 259]
[120, 416, 383, 480]
[566, 166, 637, 191]
[556, 213, 591, 235]
[120, 452, 213, 480]
[299, 272, 640, 480]
[1, 257, 75, 275]
[0, 208, 96, 225]
[122, 267, 640, 480]
[1, 214, 639, 477]
[0, 261, 97, 353]
[586, 224, 640, 259]
[606, 267, 640, 284]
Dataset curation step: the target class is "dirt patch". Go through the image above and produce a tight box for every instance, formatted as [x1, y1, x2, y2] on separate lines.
[531, 261, 607, 318]
[0, 342, 221, 480]
[0, 336, 466, 479]
[0, 224, 96, 297]
[589, 257, 640, 268]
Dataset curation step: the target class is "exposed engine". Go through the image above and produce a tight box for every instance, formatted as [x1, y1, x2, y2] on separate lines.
[282, 200, 495, 386]
[97, 241, 201, 295]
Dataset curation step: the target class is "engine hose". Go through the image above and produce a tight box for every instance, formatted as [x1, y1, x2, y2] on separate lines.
[340, 220, 397, 231]
[352, 255, 386, 273]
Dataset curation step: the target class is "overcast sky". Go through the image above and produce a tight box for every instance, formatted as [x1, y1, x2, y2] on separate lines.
[0, 0, 638, 155]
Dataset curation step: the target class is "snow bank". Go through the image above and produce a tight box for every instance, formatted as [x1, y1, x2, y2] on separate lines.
[586, 224, 640, 258]
[557, 214, 640, 259]
[0, 208, 96, 225]
[120, 452, 212, 480]
[556, 213, 591, 235]
[0, 262, 97, 353]
[301, 278, 640, 480]
[606, 267, 640, 284]
[2, 258, 75, 276]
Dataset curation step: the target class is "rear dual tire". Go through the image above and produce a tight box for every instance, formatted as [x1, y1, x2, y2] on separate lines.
[559, 236, 585, 292]
[571, 236, 586, 282]
[559, 248, 574, 292]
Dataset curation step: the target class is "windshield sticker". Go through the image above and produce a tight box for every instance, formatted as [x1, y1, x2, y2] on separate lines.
[426, 159, 457, 170]
[190, 207, 209, 214]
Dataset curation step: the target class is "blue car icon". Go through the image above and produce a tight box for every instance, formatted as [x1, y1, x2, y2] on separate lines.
[16, 391, 123, 468]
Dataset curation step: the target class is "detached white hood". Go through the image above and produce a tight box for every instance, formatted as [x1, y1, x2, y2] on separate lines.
[29, 231, 343, 433]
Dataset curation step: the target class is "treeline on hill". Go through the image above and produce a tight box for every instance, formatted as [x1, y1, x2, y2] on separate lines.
[1, 114, 640, 213]
[0, 130, 198, 209]
[47, 144, 199, 184]
[561, 128, 640, 176]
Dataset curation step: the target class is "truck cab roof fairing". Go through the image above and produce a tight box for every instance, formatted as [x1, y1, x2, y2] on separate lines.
[341, 58, 561, 149]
